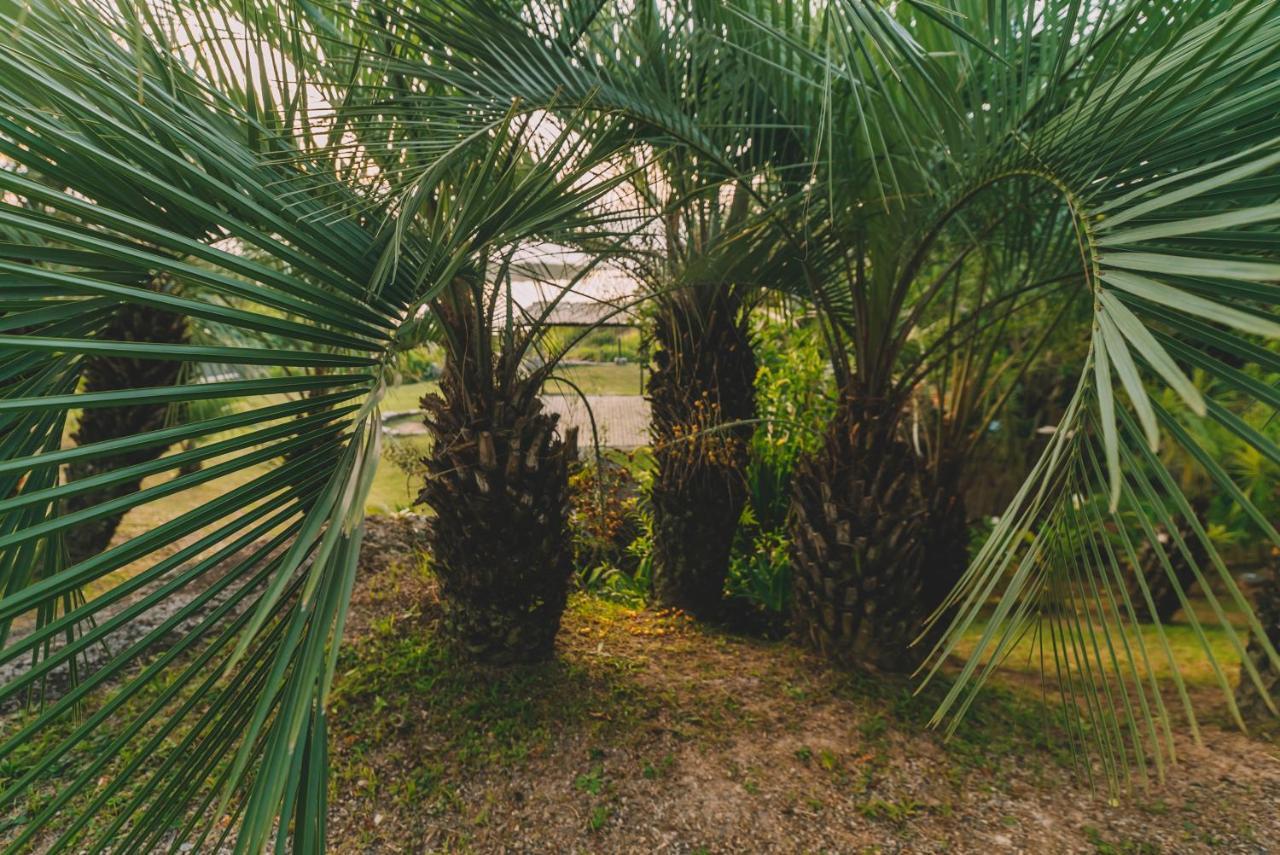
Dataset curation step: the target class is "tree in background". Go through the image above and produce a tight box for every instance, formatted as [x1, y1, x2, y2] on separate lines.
[62, 297, 187, 562]
[354, 0, 834, 619]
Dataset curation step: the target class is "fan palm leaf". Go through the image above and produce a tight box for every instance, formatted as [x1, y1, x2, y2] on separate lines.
[861, 0, 1280, 784]
[0, 1, 640, 849]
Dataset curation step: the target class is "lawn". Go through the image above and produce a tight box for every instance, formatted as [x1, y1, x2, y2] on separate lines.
[380, 380, 439, 414]
[100, 363, 648, 531]
[548, 325, 643, 363]
[378, 363, 643, 414]
[544, 362, 646, 396]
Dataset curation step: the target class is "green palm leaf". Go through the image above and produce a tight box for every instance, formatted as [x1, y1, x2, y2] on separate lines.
[0, 1, 641, 850]
[910, 0, 1280, 784]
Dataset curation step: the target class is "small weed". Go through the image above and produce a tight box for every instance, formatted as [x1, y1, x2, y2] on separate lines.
[1084, 825, 1161, 855]
[1139, 799, 1169, 816]
[658, 753, 676, 775]
[575, 765, 606, 796]
[858, 714, 888, 741]
[640, 752, 675, 780]
[588, 804, 610, 832]
[783, 683, 807, 700]
[859, 797, 924, 824]
[794, 746, 813, 763]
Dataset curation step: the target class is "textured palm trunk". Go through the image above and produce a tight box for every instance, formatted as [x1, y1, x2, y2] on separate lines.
[64, 299, 188, 564]
[1236, 560, 1280, 721]
[647, 290, 756, 619]
[789, 395, 968, 673]
[417, 308, 578, 664]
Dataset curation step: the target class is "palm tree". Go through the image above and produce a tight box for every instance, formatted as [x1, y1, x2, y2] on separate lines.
[632, 183, 816, 618]
[62, 296, 189, 563]
[874, 2, 1280, 781]
[0, 27, 389, 853]
[192, 1, 648, 662]
[338, 0, 829, 619]
[640, 189, 761, 618]
[594, 3, 816, 617]
[743, 0, 1280, 776]
[402, 118, 637, 662]
[791, 174, 1088, 670]
[7, 157, 240, 568]
[0, 1, 1278, 850]
[0, 2, 634, 848]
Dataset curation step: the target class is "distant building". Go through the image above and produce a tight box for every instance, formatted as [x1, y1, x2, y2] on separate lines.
[507, 246, 642, 319]
[521, 299, 639, 328]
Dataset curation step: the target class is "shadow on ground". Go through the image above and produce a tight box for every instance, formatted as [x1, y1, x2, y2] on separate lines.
[328, 516, 1280, 854]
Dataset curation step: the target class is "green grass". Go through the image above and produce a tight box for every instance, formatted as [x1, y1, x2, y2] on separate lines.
[378, 363, 644, 410]
[953, 616, 1248, 692]
[4, 556, 1264, 852]
[380, 380, 438, 413]
[546, 326, 642, 363]
[366, 435, 432, 514]
[328, 593, 656, 812]
[544, 363, 645, 396]
[99, 365, 651, 531]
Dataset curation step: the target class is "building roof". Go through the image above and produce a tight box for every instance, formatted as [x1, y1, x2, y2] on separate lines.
[523, 300, 640, 327]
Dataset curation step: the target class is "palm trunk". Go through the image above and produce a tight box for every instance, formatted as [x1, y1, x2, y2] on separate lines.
[789, 394, 968, 672]
[417, 303, 578, 664]
[1236, 561, 1280, 721]
[64, 299, 188, 564]
[647, 289, 756, 619]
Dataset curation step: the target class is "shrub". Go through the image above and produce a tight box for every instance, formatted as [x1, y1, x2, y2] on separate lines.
[569, 450, 651, 602]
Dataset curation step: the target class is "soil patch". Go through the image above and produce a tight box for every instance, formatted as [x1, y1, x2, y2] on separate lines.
[328, 516, 1280, 854]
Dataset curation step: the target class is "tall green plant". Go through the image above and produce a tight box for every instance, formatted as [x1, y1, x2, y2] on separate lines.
[797, 0, 1280, 782]
[0, 1, 638, 848]
[631, 0, 1280, 779]
[327, 0, 849, 619]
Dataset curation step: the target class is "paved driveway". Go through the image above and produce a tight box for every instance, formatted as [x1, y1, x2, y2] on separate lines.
[383, 394, 651, 452]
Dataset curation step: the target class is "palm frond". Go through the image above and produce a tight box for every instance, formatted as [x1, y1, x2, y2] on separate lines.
[0, 1, 639, 849]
